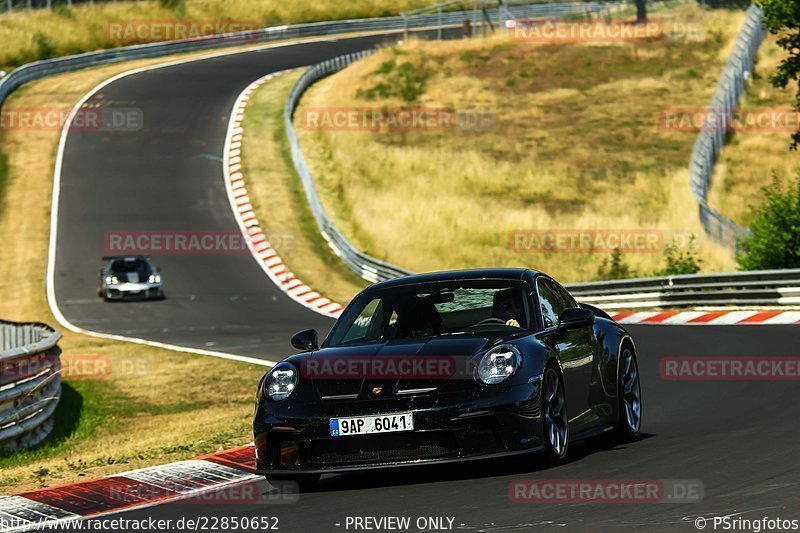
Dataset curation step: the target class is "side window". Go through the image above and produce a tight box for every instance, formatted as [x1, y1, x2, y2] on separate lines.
[553, 282, 578, 309]
[536, 279, 561, 329]
[341, 298, 381, 343]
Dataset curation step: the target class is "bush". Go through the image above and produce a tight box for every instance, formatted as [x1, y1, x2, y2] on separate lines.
[357, 53, 432, 103]
[597, 248, 635, 280]
[654, 235, 702, 276]
[737, 174, 800, 270]
[33, 33, 56, 61]
[159, 0, 186, 10]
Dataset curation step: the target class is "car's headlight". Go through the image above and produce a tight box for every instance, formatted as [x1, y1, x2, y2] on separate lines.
[476, 344, 522, 385]
[148, 274, 161, 283]
[265, 362, 298, 401]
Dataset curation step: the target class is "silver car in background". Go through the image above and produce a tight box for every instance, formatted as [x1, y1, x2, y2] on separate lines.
[98, 256, 164, 301]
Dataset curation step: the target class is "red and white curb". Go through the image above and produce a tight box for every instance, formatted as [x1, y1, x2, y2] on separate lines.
[608, 310, 800, 325]
[223, 70, 344, 319]
[0, 446, 257, 532]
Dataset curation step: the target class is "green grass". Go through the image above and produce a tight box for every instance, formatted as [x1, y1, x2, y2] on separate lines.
[0, 369, 257, 490]
[0, 381, 114, 470]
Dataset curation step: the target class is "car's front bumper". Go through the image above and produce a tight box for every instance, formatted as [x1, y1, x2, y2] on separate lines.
[253, 381, 543, 474]
[105, 282, 163, 300]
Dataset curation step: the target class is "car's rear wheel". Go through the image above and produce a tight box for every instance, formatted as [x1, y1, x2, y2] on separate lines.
[265, 474, 320, 493]
[542, 364, 568, 463]
[616, 344, 642, 440]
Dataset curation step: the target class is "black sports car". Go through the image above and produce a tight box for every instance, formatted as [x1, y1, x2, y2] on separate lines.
[253, 268, 641, 486]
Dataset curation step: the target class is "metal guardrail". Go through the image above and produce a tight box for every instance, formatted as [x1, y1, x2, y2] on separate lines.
[690, 3, 765, 249]
[0, 320, 62, 453]
[2, 0, 130, 12]
[285, 50, 412, 283]
[284, 2, 608, 283]
[566, 269, 800, 308]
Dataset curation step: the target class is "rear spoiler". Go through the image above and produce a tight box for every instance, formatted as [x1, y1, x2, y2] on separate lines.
[579, 303, 612, 321]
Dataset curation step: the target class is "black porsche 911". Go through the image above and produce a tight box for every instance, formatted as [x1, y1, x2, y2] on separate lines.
[253, 268, 642, 486]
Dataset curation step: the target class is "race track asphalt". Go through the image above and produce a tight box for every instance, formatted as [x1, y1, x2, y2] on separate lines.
[51, 29, 800, 533]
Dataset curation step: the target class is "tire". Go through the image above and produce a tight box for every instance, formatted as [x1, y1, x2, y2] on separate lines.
[541, 363, 569, 463]
[615, 344, 642, 441]
[265, 474, 320, 493]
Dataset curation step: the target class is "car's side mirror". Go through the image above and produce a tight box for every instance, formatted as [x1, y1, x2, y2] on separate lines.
[291, 329, 319, 351]
[558, 307, 594, 330]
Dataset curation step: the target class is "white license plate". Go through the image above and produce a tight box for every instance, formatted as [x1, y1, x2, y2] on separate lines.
[330, 413, 414, 437]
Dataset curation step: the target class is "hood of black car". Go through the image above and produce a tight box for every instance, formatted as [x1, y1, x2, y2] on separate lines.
[304, 336, 494, 399]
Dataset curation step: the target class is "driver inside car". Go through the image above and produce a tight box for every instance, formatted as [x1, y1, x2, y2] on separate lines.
[492, 289, 525, 328]
[394, 297, 443, 338]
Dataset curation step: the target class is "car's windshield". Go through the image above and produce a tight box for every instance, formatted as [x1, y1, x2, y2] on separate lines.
[326, 280, 531, 346]
[109, 259, 153, 279]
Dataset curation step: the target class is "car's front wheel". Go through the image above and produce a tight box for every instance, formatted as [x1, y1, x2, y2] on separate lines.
[615, 344, 642, 440]
[542, 364, 568, 463]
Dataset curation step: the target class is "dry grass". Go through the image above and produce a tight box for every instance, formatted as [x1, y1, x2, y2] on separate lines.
[708, 37, 800, 226]
[296, 5, 744, 283]
[0, 47, 280, 494]
[0, 0, 431, 71]
[240, 70, 367, 304]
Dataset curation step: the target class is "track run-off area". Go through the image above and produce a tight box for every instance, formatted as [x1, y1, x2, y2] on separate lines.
[39, 30, 800, 533]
